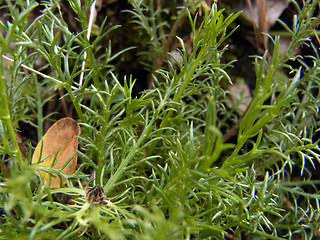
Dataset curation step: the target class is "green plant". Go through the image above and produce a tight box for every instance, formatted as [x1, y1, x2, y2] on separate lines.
[0, 0, 320, 239]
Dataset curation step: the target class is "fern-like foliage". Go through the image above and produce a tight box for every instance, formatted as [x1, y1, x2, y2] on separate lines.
[0, 0, 319, 239]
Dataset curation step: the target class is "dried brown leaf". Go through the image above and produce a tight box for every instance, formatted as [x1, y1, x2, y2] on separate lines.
[32, 117, 81, 188]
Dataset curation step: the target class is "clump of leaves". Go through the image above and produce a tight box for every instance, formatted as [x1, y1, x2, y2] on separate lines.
[0, 0, 320, 239]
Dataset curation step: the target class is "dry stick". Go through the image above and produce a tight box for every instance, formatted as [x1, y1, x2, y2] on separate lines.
[257, 0, 268, 50]
[246, 0, 262, 53]
[1, 55, 78, 89]
[78, 0, 97, 87]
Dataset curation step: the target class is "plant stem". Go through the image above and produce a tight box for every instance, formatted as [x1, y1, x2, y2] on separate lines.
[0, 49, 23, 170]
[104, 112, 156, 193]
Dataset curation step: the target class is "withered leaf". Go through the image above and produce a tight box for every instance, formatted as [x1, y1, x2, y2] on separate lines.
[32, 117, 81, 188]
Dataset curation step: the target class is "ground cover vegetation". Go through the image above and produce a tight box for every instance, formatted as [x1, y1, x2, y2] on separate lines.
[0, 0, 320, 239]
